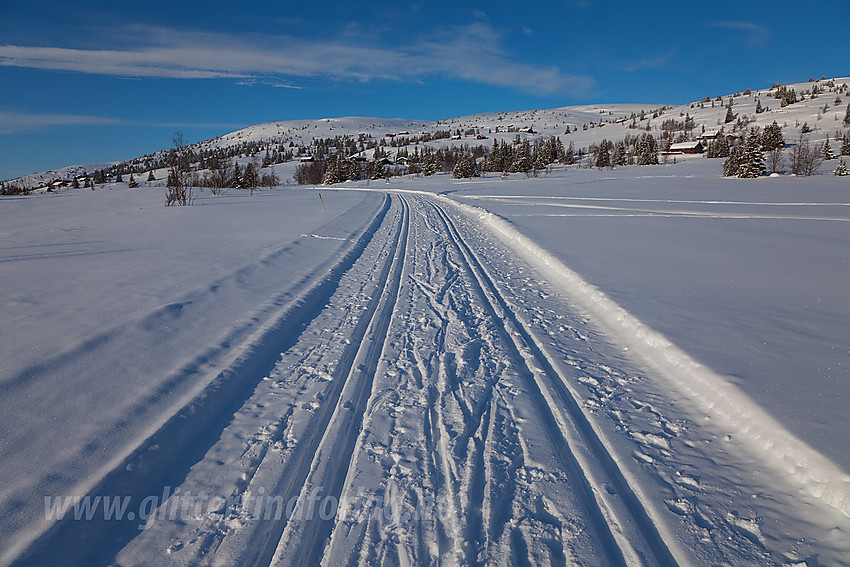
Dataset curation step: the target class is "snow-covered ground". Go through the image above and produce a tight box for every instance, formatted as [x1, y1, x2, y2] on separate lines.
[2, 77, 849, 566]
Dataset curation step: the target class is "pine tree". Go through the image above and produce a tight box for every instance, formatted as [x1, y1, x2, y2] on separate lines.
[564, 141, 575, 165]
[635, 133, 658, 165]
[452, 152, 478, 179]
[723, 146, 743, 177]
[755, 99, 762, 114]
[844, 104, 850, 128]
[242, 162, 258, 190]
[595, 139, 610, 169]
[512, 140, 532, 175]
[613, 140, 627, 166]
[147, 170, 156, 182]
[322, 156, 343, 185]
[738, 129, 766, 178]
[842, 132, 850, 156]
[761, 121, 784, 151]
[822, 139, 834, 161]
[834, 158, 848, 176]
[128, 174, 139, 188]
[724, 102, 734, 123]
[231, 163, 243, 187]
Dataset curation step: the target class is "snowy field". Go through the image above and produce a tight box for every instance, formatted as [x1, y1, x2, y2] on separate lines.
[2, 77, 850, 566]
[1, 161, 848, 566]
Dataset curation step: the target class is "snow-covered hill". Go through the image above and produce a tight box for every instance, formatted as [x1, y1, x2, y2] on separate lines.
[6, 76, 849, 191]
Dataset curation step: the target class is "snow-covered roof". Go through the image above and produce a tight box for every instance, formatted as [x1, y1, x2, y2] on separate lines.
[670, 141, 703, 150]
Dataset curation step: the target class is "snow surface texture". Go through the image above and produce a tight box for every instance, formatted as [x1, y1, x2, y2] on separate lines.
[2, 77, 849, 566]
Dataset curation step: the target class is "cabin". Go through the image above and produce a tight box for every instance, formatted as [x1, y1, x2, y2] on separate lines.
[299, 155, 315, 162]
[668, 141, 704, 154]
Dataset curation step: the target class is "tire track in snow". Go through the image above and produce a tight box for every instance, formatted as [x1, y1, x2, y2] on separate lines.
[254, 195, 410, 567]
[428, 200, 679, 567]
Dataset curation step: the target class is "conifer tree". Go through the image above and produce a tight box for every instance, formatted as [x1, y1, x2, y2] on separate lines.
[147, 170, 156, 182]
[723, 146, 743, 177]
[564, 141, 575, 165]
[738, 129, 766, 178]
[834, 158, 848, 176]
[761, 121, 784, 151]
[233, 163, 244, 188]
[613, 140, 627, 166]
[322, 156, 343, 185]
[841, 132, 850, 156]
[595, 139, 610, 169]
[512, 140, 532, 175]
[822, 139, 834, 161]
[635, 133, 658, 165]
[128, 174, 139, 188]
[724, 102, 734, 123]
[844, 104, 850, 127]
[452, 152, 478, 179]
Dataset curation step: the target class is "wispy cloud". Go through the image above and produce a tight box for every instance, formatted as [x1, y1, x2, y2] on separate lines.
[0, 23, 592, 96]
[624, 52, 674, 72]
[711, 21, 770, 47]
[0, 110, 126, 134]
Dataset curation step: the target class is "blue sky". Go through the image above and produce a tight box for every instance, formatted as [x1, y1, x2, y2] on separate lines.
[1, 0, 848, 181]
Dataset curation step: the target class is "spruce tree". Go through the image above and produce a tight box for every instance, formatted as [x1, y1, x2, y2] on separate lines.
[834, 158, 848, 176]
[842, 132, 850, 156]
[635, 133, 658, 165]
[613, 140, 626, 166]
[723, 146, 743, 177]
[147, 170, 156, 182]
[724, 102, 734, 123]
[128, 174, 139, 188]
[761, 121, 784, 151]
[564, 141, 575, 165]
[595, 139, 610, 169]
[822, 139, 834, 161]
[738, 129, 766, 178]
[844, 104, 850, 128]
[512, 140, 532, 175]
[452, 153, 478, 179]
[322, 156, 343, 185]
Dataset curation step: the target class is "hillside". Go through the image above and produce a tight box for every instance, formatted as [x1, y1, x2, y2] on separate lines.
[4, 76, 849, 193]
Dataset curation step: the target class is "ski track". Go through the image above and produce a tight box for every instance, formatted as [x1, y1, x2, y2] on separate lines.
[12, 189, 850, 566]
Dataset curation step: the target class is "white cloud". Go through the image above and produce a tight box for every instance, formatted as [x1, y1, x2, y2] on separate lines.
[711, 21, 770, 47]
[0, 23, 593, 97]
[0, 110, 125, 134]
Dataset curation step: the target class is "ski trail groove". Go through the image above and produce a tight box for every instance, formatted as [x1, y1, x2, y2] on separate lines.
[10, 195, 392, 567]
[246, 195, 410, 567]
[428, 200, 680, 567]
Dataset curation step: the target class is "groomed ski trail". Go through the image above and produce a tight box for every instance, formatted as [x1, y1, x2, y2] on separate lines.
[15, 190, 849, 567]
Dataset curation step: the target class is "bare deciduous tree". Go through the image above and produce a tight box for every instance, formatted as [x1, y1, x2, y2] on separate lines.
[165, 132, 193, 206]
[766, 148, 785, 174]
[789, 134, 823, 176]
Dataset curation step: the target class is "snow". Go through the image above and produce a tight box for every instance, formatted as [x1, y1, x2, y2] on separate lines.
[2, 76, 850, 566]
